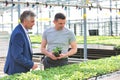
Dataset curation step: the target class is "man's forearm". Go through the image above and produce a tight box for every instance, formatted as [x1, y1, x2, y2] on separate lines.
[41, 48, 50, 57]
[66, 48, 77, 57]
[66, 41, 77, 57]
[57, 48, 77, 59]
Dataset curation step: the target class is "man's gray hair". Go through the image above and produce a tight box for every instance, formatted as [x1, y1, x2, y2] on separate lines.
[20, 10, 36, 23]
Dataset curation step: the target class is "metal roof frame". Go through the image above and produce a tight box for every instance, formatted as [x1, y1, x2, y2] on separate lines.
[0, 0, 120, 11]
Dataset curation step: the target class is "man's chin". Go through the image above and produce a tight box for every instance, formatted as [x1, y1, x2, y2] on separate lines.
[59, 27, 64, 30]
[29, 27, 33, 29]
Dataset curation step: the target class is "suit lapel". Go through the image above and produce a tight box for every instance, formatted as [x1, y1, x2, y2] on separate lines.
[18, 24, 33, 55]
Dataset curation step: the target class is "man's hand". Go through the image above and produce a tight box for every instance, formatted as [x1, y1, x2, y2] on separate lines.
[48, 52, 58, 60]
[57, 41, 77, 60]
[41, 39, 57, 60]
[32, 63, 38, 70]
[57, 53, 68, 59]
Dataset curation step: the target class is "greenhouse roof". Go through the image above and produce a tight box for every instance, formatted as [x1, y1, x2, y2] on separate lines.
[0, 0, 120, 14]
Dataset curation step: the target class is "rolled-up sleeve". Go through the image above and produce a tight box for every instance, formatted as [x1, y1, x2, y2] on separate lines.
[69, 31, 76, 44]
[42, 30, 47, 40]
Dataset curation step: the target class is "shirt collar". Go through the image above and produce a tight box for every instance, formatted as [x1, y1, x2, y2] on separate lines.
[20, 23, 28, 34]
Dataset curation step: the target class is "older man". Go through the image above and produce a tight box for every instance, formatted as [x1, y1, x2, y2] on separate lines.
[41, 13, 77, 69]
[4, 10, 38, 75]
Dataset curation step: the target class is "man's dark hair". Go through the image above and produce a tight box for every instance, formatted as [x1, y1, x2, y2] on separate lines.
[54, 13, 66, 21]
[20, 10, 36, 23]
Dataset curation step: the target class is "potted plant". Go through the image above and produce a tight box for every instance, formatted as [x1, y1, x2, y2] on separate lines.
[52, 47, 62, 57]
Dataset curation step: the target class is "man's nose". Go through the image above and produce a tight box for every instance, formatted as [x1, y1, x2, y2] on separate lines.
[62, 24, 65, 27]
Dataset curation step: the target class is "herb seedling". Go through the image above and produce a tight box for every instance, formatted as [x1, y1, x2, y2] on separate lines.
[52, 47, 62, 57]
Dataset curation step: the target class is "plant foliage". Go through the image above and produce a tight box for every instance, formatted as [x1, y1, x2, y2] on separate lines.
[1, 55, 120, 80]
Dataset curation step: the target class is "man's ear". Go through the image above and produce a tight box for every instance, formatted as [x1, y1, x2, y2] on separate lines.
[24, 19, 27, 23]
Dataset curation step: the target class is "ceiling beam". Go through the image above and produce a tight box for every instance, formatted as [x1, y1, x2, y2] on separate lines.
[0, 0, 119, 10]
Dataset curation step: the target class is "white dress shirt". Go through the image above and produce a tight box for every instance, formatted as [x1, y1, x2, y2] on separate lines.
[20, 24, 33, 53]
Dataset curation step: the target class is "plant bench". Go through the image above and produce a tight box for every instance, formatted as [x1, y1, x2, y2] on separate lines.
[33, 47, 119, 62]
[69, 48, 119, 59]
[2, 55, 120, 80]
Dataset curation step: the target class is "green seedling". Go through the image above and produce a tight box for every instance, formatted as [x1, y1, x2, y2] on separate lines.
[52, 47, 62, 57]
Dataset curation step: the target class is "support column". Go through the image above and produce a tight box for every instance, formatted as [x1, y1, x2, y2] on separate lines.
[18, 0, 20, 23]
[83, 0, 87, 60]
[11, 5, 13, 31]
[110, 0, 113, 36]
[115, 1, 118, 36]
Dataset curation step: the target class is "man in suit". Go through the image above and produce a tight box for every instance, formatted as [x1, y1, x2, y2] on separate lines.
[4, 10, 38, 75]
